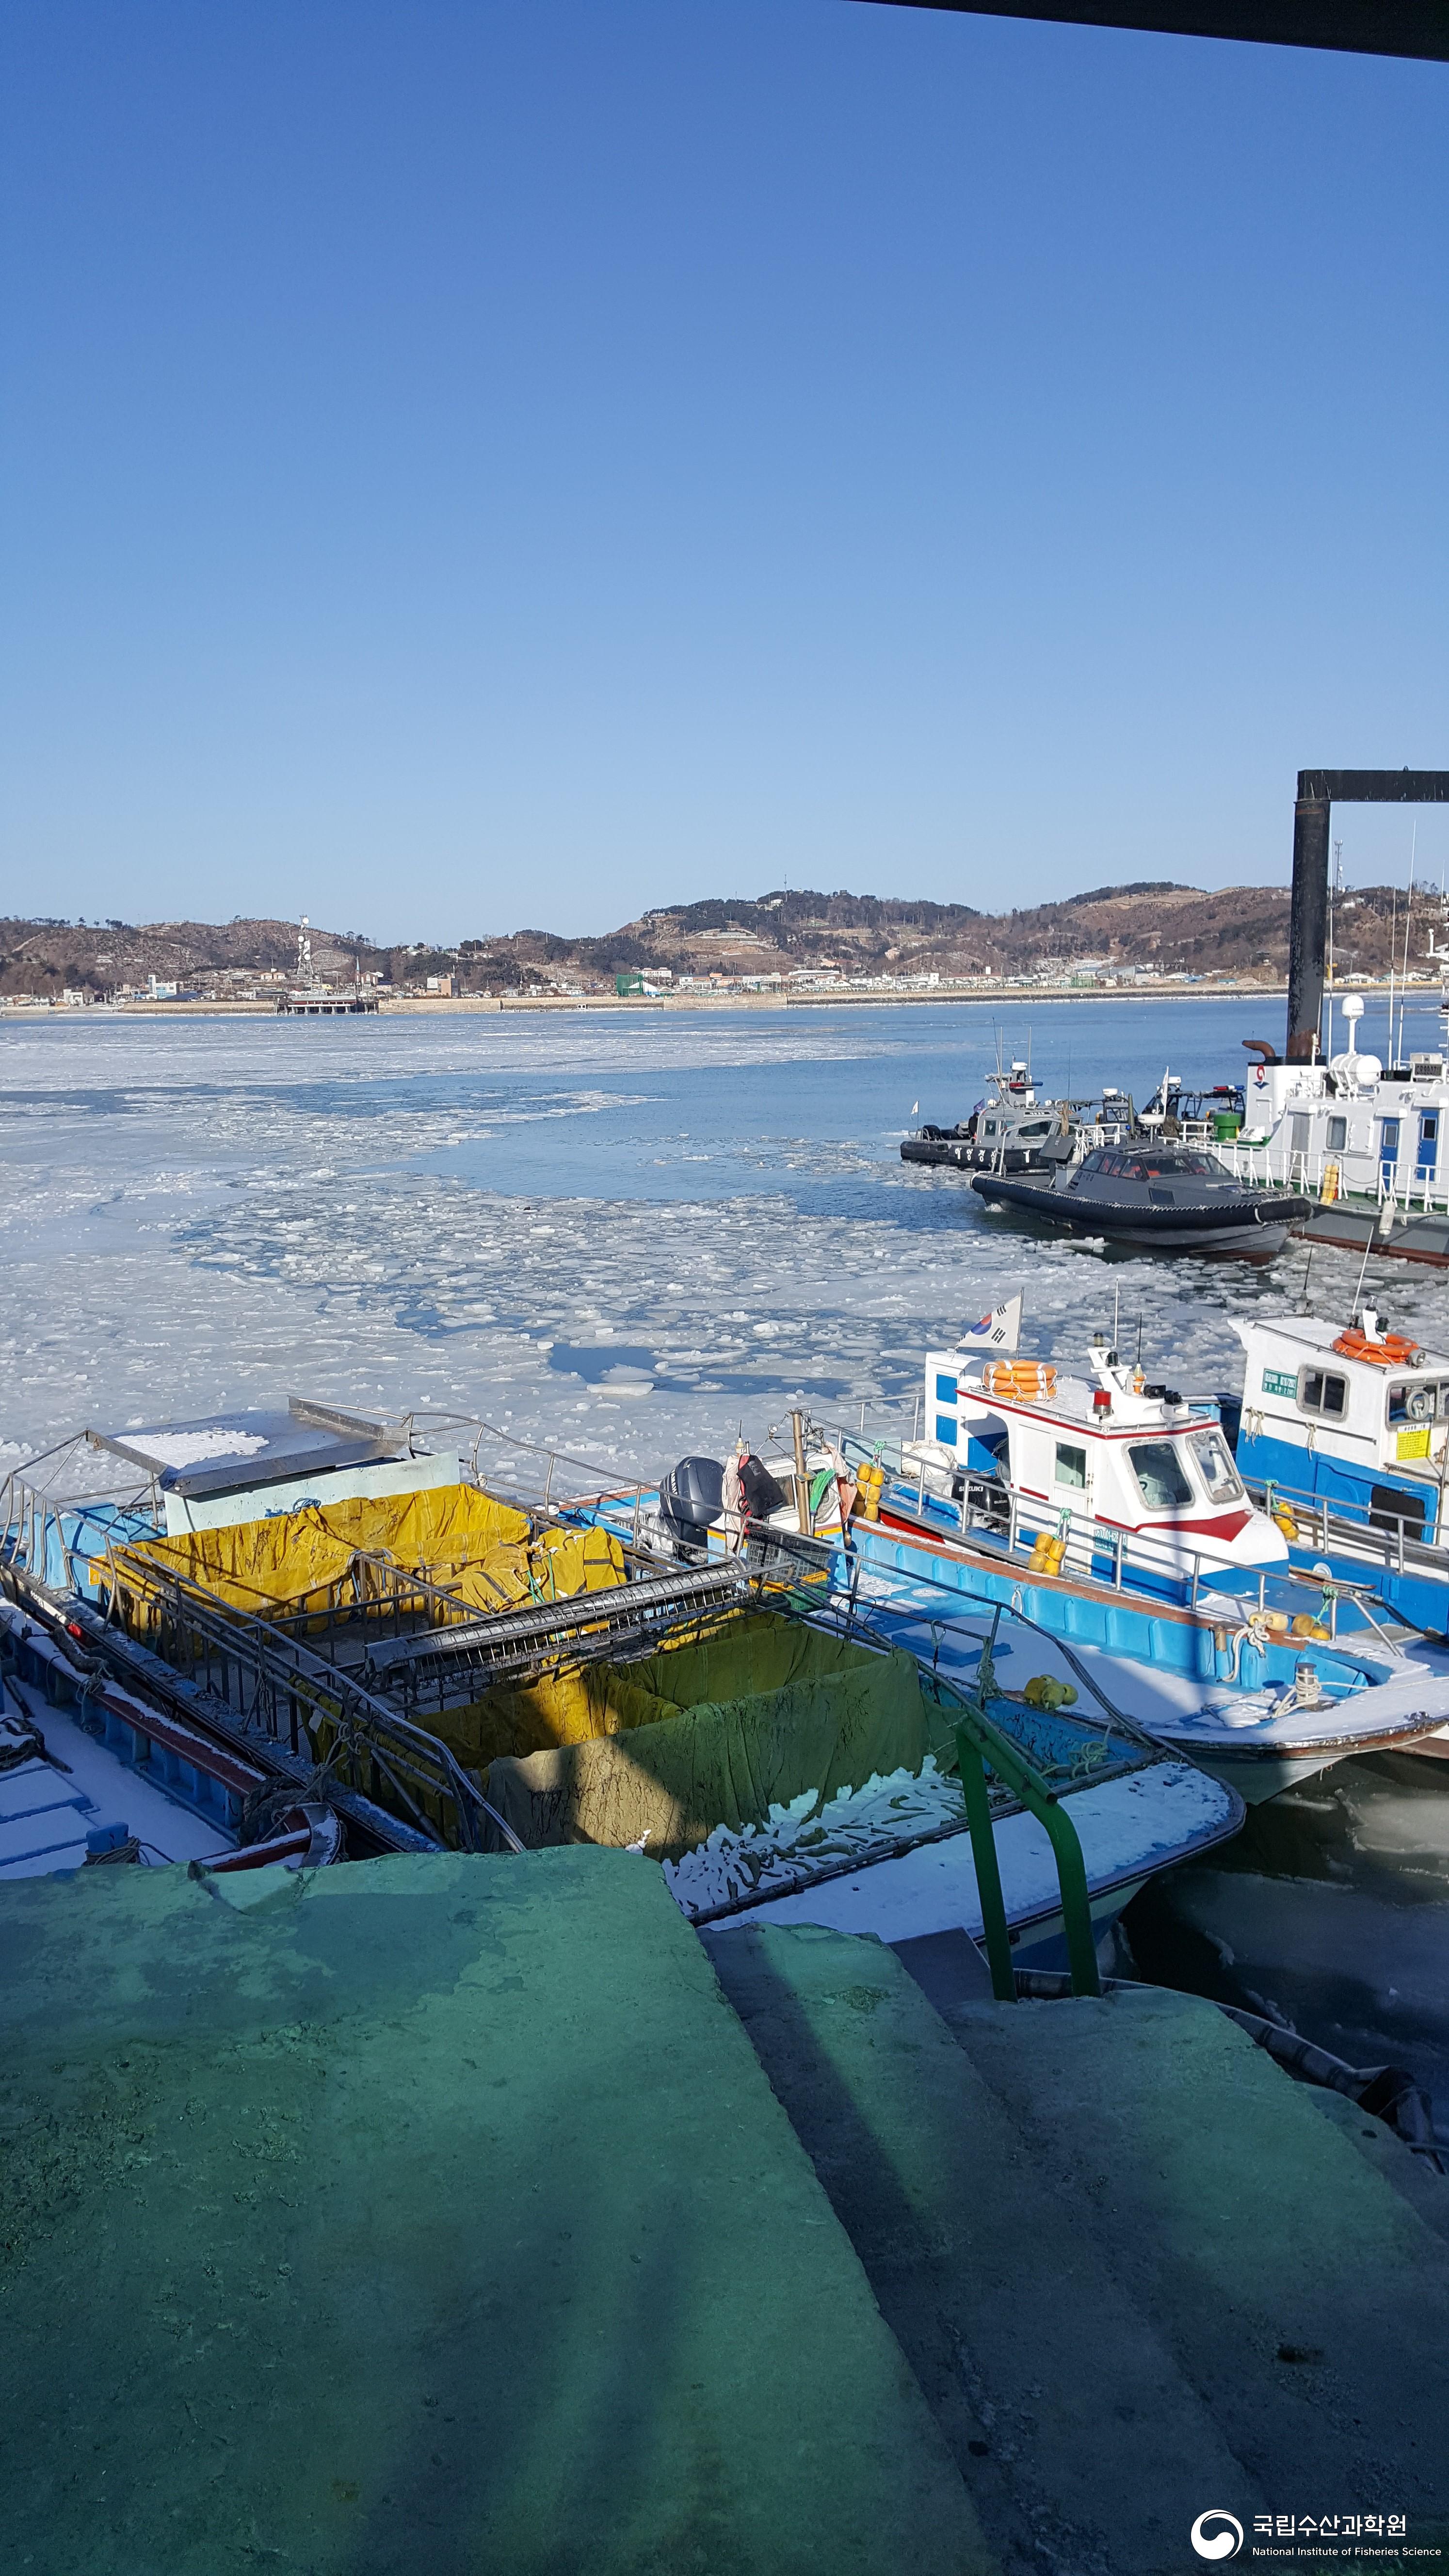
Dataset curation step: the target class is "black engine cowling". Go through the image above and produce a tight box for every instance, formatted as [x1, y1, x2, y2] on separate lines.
[657, 1451, 788, 1548]
[658, 1455, 725, 1547]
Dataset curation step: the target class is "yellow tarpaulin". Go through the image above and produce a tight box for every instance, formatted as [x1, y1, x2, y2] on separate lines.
[120, 1482, 623, 1626]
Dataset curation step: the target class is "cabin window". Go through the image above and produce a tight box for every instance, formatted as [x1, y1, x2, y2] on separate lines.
[1289, 1115, 1312, 1155]
[1054, 1443, 1087, 1489]
[1326, 1116, 1347, 1152]
[1018, 1120, 1051, 1140]
[1298, 1368, 1347, 1419]
[982, 1120, 998, 1137]
[1189, 1428, 1244, 1503]
[1120, 1154, 1217, 1180]
[1128, 1443, 1194, 1510]
[1387, 1380, 1444, 1426]
[934, 1374, 958, 1405]
[934, 1415, 958, 1446]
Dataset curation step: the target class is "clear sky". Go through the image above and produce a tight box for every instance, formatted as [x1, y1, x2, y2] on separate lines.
[2, 0, 1446, 940]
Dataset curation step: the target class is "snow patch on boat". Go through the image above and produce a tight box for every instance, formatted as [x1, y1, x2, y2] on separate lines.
[664, 1758, 965, 1918]
[125, 1428, 269, 1469]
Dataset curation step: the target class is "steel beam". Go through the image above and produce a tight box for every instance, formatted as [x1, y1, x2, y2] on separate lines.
[1286, 769, 1449, 1062]
[1298, 771, 1449, 805]
[1287, 790, 1331, 1062]
[853, 0, 1449, 65]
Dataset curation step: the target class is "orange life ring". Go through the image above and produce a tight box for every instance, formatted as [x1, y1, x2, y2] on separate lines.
[982, 1360, 1058, 1401]
[1331, 1327, 1419, 1367]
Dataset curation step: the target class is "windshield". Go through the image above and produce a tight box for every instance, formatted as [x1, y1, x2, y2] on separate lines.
[1128, 1442, 1194, 1511]
[1190, 1427, 1245, 1503]
[1091, 1151, 1223, 1181]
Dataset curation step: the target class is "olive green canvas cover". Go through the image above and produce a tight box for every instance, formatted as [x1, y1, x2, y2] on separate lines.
[482, 1612, 938, 1857]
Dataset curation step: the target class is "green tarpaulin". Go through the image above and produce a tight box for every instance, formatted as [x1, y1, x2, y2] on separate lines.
[482, 1613, 943, 1858]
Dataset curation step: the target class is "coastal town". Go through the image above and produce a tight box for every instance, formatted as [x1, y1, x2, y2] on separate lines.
[3, 873, 1445, 1009]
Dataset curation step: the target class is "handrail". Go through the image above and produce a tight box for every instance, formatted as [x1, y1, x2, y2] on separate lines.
[1252, 1464, 1445, 1570]
[839, 1434, 1273, 1617]
[102, 1542, 513, 1852]
[950, 1639, 1102, 2003]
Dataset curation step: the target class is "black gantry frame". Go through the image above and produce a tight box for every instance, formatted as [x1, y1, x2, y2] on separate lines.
[853, 0, 1449, 64]
[1288, 773, 1449, 1061]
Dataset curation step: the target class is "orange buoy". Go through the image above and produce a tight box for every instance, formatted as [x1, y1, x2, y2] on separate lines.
[1331, 1326, 1419, 1367]
[982, 1360, 1058, 1401]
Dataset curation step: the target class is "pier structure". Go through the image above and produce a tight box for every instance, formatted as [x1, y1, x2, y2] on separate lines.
[862, 0, 1449, 62]
[1287, 772, 1449, 1061]
[3, 1849, 1448, 2568]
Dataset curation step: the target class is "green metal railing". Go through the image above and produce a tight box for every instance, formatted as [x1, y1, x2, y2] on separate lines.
[952, 1626, 1102, 2003]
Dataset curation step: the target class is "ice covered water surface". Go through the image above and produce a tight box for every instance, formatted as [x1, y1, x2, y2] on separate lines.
[2, 1001, 1446, 1480]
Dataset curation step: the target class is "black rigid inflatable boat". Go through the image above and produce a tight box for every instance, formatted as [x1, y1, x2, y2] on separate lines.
[970, 1143, 1311, 1255]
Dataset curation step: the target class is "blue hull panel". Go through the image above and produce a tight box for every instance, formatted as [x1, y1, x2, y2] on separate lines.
[1236, 1430, 1448, 1635]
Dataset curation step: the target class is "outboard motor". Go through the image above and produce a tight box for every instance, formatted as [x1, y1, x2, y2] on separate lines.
[658, 1455, 725, 1552]
[657, 1452, 789, 1552]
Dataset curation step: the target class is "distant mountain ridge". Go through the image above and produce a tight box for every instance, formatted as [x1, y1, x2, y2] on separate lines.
[0, 877, 1431, 998]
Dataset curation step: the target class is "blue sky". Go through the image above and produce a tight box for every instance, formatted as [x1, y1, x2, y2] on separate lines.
[2, 0, 1445, 939]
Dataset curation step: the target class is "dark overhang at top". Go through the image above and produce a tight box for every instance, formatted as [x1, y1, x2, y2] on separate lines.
[853, 0, 1449, 64]
[1296, 771, 1449, 803]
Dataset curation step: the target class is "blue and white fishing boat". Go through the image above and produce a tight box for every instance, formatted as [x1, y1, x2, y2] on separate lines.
[1229, 1304, 1449, 1667]
[628, 1298, 1449, 1800]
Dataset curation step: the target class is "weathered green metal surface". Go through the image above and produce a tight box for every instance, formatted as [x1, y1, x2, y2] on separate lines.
[710, 1923, 1449, 2573]
[0, 1850, 994, 2576]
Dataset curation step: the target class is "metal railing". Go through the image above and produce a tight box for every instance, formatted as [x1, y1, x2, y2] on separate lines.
[1215, 1137, 1449, 1216]
[1244, 1464, 1444, 1587]
[915, 1615, 1104, 2000]
[102, 1543, 520, 1853]
[837, 1427, 1296, 1620]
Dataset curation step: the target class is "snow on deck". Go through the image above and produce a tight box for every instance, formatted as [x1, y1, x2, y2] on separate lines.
[705, 1760, 1238, 1945]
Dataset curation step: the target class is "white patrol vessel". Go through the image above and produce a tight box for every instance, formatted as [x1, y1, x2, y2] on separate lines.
[1215, 992, 1449, 1266]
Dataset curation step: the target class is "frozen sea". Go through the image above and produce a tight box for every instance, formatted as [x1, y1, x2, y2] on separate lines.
[4, 991, 1447, 1475]
[3, 993, 1448, 2100]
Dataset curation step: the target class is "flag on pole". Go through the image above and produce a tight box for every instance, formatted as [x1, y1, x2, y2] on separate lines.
[958, 1294, 1022, 1354]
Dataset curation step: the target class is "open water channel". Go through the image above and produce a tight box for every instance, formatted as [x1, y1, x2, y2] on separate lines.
[2, 995, 1446, 2099]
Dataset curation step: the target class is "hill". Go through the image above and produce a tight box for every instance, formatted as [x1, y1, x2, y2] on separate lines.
[0, 879, 1434, 999]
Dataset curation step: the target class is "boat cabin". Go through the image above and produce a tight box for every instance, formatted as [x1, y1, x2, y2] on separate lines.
[912, 1336, 1287, 1575]
[1236, 996, 1449, 1204]
[1233, 1311, 1449, 1546]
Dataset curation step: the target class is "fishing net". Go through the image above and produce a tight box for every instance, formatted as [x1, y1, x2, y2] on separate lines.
[480, 1612, 943, 1860]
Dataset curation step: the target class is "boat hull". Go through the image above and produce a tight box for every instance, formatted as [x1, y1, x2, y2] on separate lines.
[699, 1766, 1235, 1949]
[1295, 1201, 1449, 1267]
[844, 1516, 1449, 1800]
[901, 1137, 1064, 1175]
[970, 1172, 1308, 1255]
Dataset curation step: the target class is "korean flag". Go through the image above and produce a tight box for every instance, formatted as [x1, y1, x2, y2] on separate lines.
[958, 1294, 1022, 1355]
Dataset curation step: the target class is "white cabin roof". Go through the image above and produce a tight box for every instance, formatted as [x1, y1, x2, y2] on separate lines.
[1236, 1314, 1449, 1375]
[1233, 1316, 1340, 1357]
